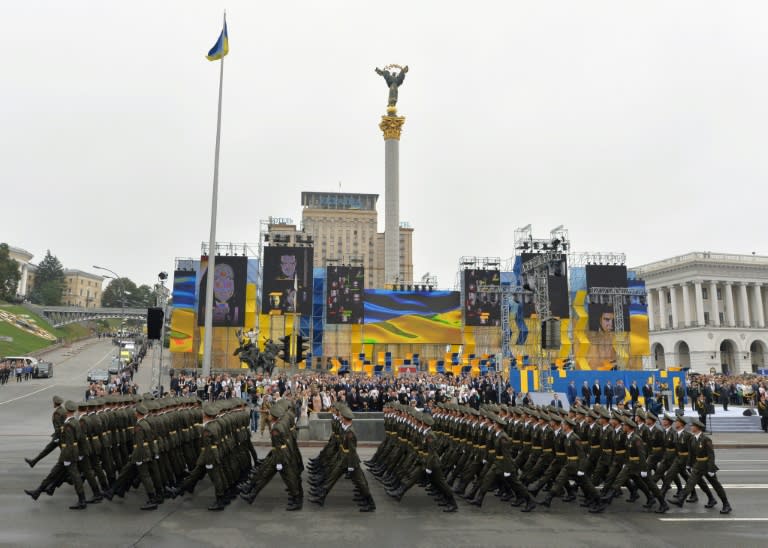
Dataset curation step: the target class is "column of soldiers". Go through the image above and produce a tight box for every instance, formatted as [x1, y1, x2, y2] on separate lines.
[305, 402, 376, 511]
[366, 401, 732, 514]
[24, 393, 264, 511]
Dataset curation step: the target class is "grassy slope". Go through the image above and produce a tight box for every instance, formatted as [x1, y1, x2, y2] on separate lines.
[0, 304, 92, 356]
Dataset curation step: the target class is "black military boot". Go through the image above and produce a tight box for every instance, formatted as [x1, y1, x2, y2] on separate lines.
[208, 497, 226, 511]
[69, 494, 87, 510]
[720, 501, 732, 514]
[537, 494, 553, 507]
[359, 496, 376, 512]
[286, 497, 303, 511]
[655, 498, 669, 514]
[86, 492, 103, 504]
[140, 497, 159, 511]
[24, 488, 42, 501]
[521, 498, 537, 512]
[705, 497, 718, 509]
[309, 490, 326, 506]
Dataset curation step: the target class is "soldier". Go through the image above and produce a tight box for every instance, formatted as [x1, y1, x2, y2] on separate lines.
[469, 413, 536, 512]
[24, 400, 87, 510]
[537, 417, 602, 511]
[668, 418, 732, 514]
[659, 415, 717, 507]
[309, 404, 375, 511]
[176, 402, 228, 510]
[25, 395, 66, 468]
[104, 403, 161, 510]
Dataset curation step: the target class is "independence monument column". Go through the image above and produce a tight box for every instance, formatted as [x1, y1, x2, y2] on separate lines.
[376, 64, 408, 286]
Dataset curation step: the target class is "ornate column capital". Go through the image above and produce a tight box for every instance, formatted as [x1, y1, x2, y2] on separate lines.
[379, 115, 406, 141]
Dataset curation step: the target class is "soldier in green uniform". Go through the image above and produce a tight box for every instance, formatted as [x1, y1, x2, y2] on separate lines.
[668, 418, 732, 514]
[25, 400, 87, 509]
[25, 395, 66, 468]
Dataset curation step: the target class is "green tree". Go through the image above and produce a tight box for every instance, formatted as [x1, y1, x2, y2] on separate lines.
[101, 277, 138, 308]
[0, 243, 21, 302]
[30, 250, 66, 305]
[133, 284, 155, 307]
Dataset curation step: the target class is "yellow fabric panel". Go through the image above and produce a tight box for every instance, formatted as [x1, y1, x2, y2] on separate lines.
[558, 368, 567, 378]
[572, 290, 590, 369]
[660, 370, 668, 378]
[364, 364, 374, 377]
[463, 326, 476, 356]
[532, 368, 540, 391]
[558, 318, 572, 359]
[169, 309, 194, 353]
[351, 324, 363, 355]
[428, 360, 437, 374]
[629, 313, 650, 359]
[520, 369, 529, 394]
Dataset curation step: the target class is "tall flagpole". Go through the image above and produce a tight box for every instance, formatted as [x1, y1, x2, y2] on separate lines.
[202, 11, 226, 378]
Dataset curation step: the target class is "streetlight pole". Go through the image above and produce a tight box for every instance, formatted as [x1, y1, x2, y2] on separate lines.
[93, 265, 125, 329]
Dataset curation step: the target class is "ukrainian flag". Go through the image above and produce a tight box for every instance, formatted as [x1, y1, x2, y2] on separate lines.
[206, 21, 229, 61]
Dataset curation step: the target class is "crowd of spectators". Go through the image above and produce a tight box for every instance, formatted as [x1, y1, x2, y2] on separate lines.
[0, 359, 37, 384]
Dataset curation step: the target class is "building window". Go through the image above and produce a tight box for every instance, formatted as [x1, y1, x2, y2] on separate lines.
[719, 312, 725, 324]
[702, 287, 708, 300]
[704, 312, 710, 325]
[717, 288, 722, 300]
[666, 292, 671, 304]
[668, 315, 673, 326]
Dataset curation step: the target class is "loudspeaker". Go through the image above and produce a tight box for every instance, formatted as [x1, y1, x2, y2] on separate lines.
[147, 307, 164, 340]
[541, 318, 561, 350]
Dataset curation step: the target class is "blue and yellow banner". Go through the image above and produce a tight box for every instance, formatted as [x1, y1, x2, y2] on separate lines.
[206, 20, 229, 61]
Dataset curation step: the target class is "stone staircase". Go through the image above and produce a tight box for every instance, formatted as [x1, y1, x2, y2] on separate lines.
[706, 414, 763, 433]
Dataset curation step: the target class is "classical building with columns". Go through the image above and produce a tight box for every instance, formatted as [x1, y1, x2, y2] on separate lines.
[633, 252, 768, 374]
[7, 245, 35, 299]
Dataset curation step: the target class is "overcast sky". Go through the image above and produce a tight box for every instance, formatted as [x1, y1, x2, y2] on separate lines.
[3, 1, 768, 290]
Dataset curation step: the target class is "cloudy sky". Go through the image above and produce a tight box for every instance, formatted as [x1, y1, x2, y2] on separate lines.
[3, 1, 768, 290]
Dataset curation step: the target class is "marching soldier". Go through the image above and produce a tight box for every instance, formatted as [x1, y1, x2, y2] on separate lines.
[25, 395, 66, 468]
[668, 418, 732, 514]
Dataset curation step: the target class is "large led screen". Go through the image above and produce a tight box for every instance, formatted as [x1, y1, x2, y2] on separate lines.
[261, 247, 314, 315]
[363, 290, 462, 344]
[463, 269, 501, 326]
[326, 266, 364, 324]
[197, 256, 248, 327]
[519, 253, 570, 318]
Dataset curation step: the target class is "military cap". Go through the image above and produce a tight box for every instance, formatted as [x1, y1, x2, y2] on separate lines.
[53, 395, 64, 405]
[573, 407, 586, 416]
[340, 406, 354, 420]
[203, 404, 218, 417]
[689, 418, 706, 429]
[494, 415, 506, 427]
[661, 413, 675, 423]
[588, 409, 600, 419]
[64, 400, 77, 412]
[422, 414, 435, 426]
[645, 412, 658, 422]
[563, 417, 577, 428]
[674, 414, 688, 425]
[635, 409, 646, 420]
[135, 403, 149, 415]
[624, 418, 638, 429]
[539, 412, 551, 422]
[598, 408, 611, 419]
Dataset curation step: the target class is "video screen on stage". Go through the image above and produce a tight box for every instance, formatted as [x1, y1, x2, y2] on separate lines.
[519, 253, 570, 318]
[326, 266, 364, 324]
[261, 247, 314, 315]
[197, 256, 248, 327]
[363, 289, 462, 344]
[586, 264, 629, 332]
[463, 269, 501, 326]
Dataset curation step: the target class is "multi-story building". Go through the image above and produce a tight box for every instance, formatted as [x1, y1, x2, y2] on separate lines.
[63, 269, 104, 308]
[633, 252, 768, 374]
[266, 192, 414, 289]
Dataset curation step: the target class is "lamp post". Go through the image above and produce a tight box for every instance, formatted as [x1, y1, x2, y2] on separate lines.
[94, 265, 126, 333]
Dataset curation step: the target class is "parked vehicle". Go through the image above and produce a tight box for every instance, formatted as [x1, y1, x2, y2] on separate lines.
[87, 368, 109, 383]
[33, 361, 54, 378]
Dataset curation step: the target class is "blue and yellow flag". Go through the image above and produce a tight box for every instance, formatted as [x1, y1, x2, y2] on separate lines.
[206, 21, 229, 61]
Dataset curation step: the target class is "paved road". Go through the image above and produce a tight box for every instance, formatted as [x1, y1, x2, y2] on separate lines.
[1, 340, 767, 548]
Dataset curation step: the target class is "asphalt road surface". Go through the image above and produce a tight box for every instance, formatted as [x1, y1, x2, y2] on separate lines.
[1, 340, 767, 548]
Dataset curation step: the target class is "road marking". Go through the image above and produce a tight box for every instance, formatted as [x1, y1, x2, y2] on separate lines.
[717, 470, 768, 473]
[720, 460, 768, 462]
[0, 385, 54, 406]
[659, 518, 768, 522]
[720, 484, 768, 488]
[0, 345, 114, 406]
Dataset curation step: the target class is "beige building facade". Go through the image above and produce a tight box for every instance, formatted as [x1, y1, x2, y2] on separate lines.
[63, 269, 104, 308]
[266, 192, 414, 289]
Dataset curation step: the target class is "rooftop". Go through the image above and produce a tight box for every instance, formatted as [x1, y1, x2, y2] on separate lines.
[301, 191, 378, 211]
[634, 252, 768, 274]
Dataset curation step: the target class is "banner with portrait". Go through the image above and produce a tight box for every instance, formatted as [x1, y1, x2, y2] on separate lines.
[197, 256, 248, 327]
[463, 269, 501, 326]
[326, 266, 364, 324]
[261, 247, 314, 316]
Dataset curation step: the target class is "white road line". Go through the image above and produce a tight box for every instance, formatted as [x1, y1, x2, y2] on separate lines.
[717, 470, 768, 473]
[0, 346, 114, 406]
[659, 518, 768, 522]
[720, 460, 768, 462]
[720, 484, 768, 488]
[0, 385, 55, 406]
